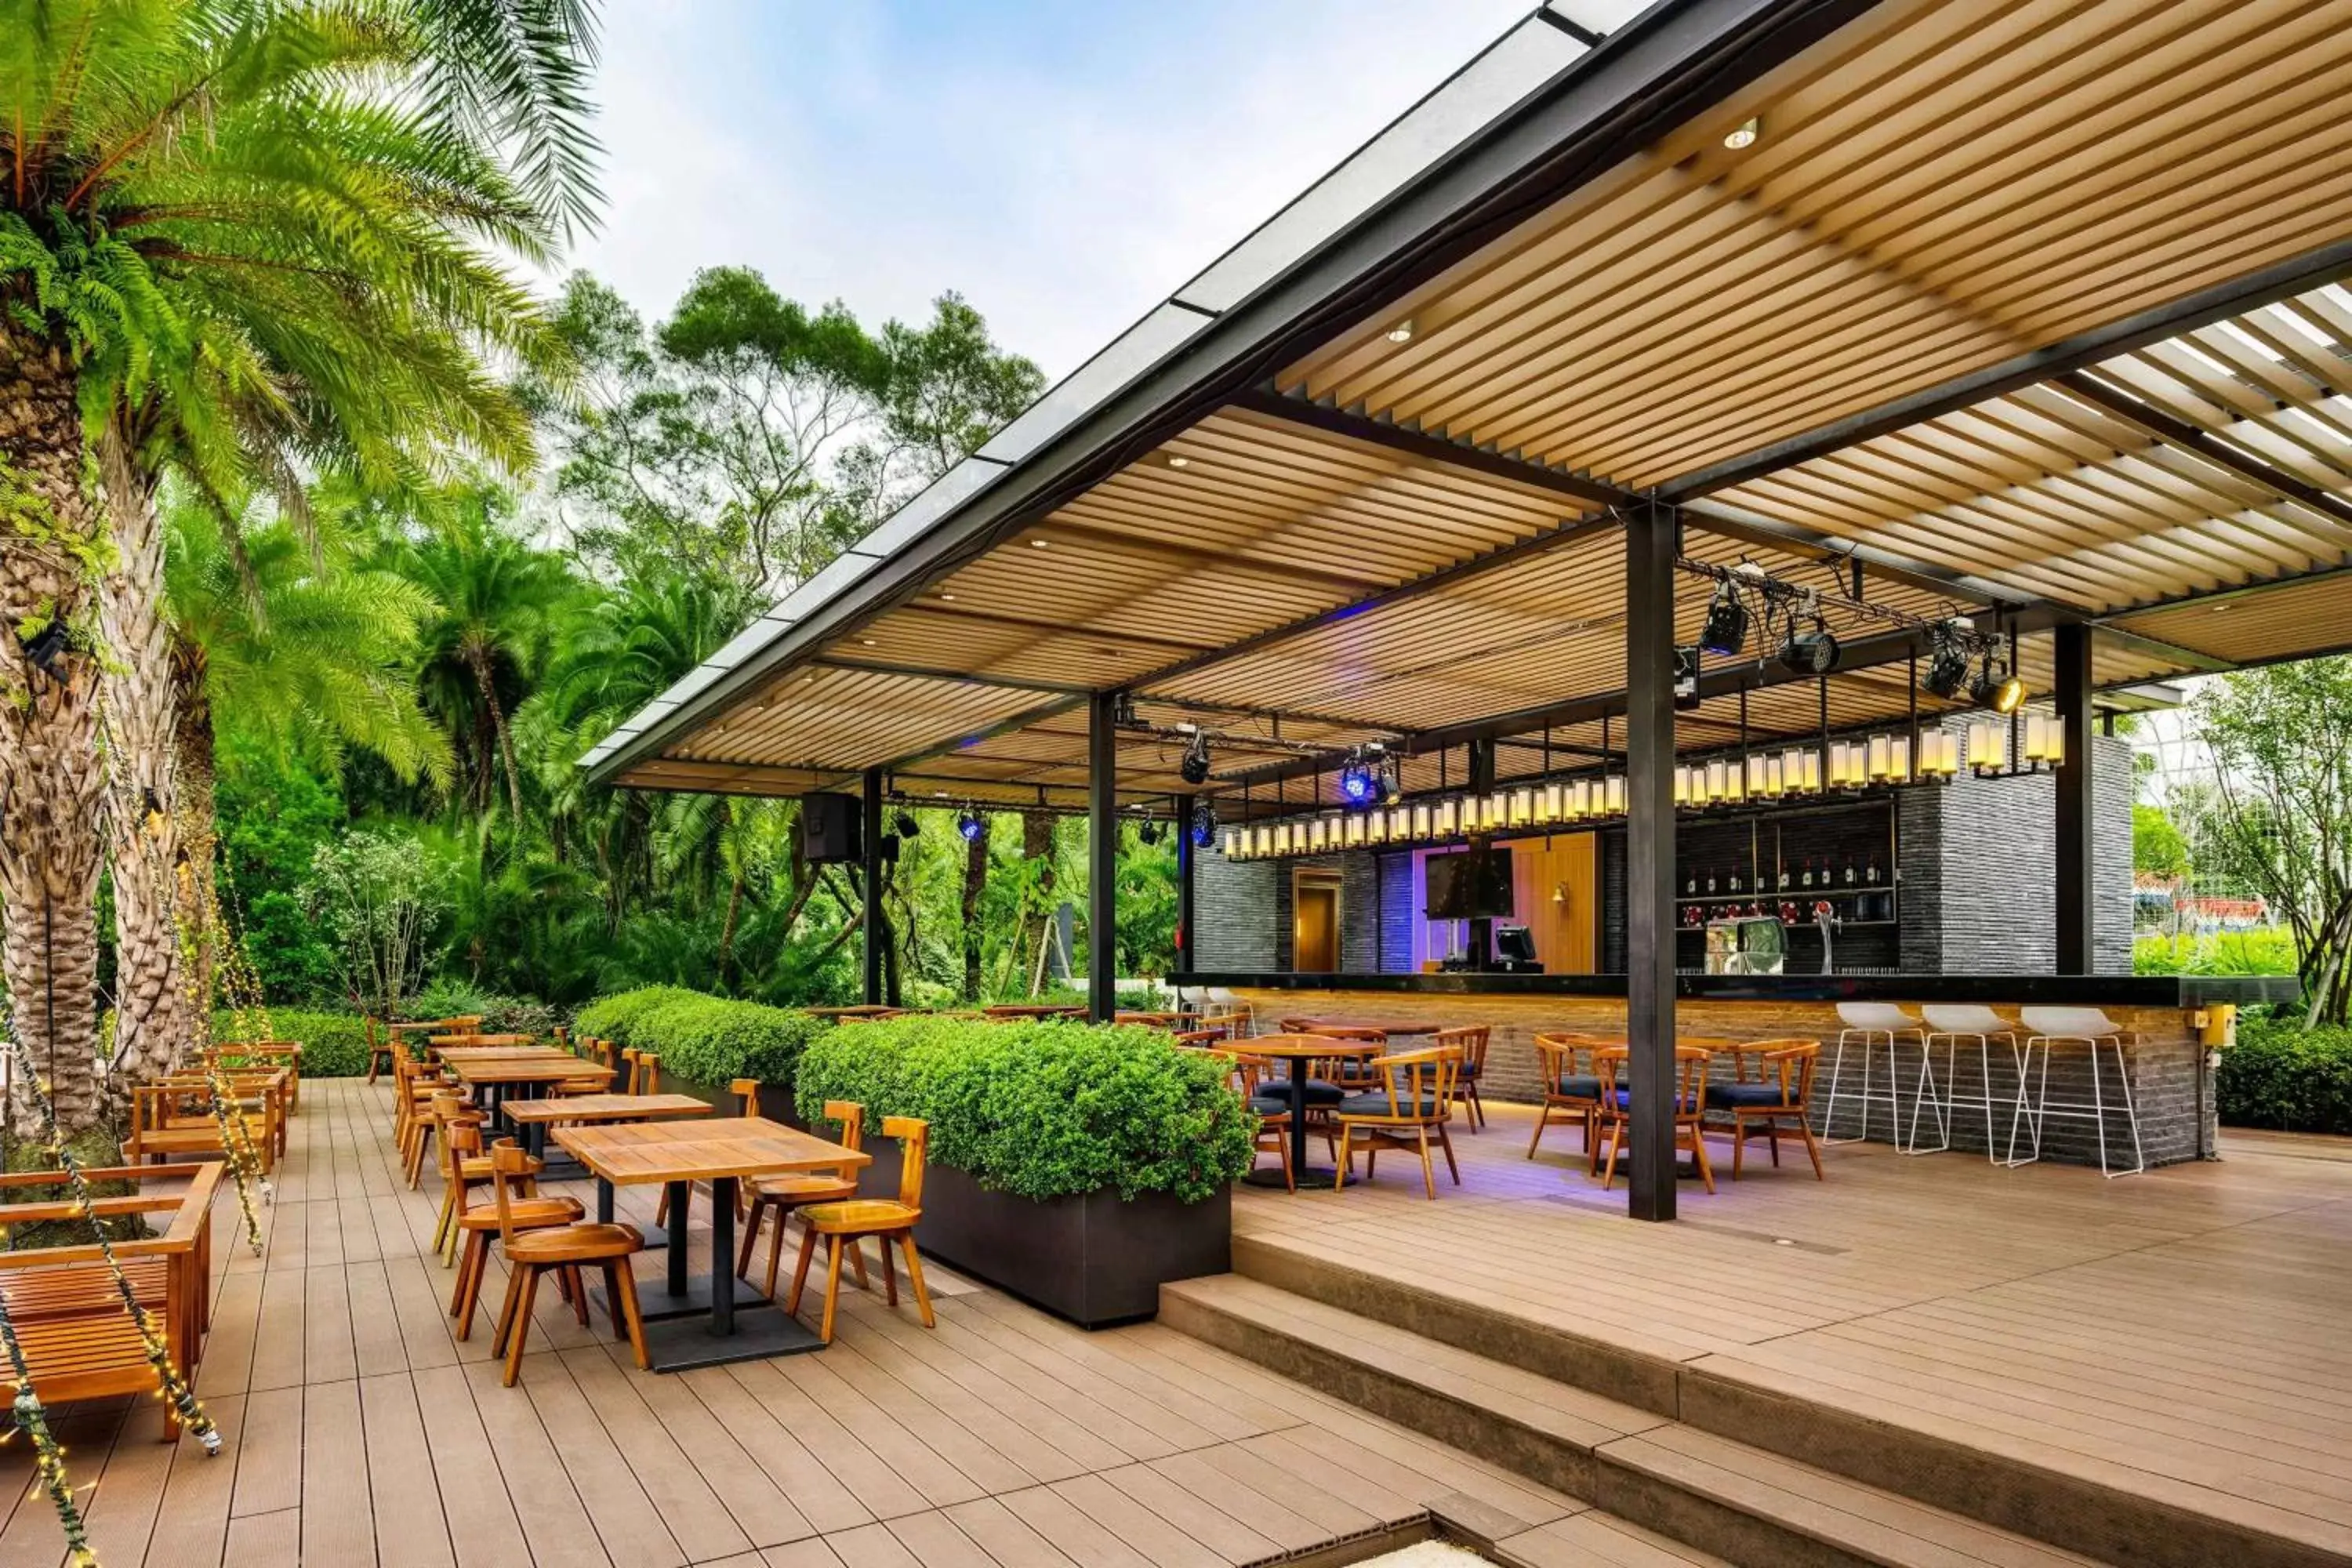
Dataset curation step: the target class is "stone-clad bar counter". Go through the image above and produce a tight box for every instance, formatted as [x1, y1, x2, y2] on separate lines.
[1170, 972, 2295, 1167]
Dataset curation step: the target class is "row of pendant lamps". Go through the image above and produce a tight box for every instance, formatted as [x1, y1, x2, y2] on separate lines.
[1220, 718, 2064, 862]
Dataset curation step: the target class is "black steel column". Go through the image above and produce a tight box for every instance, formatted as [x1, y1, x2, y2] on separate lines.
[1088, 691, 1120, 1023]
[1624, 508, 1679, 1222]
[2054, 622, 2095, 974]
[1467, 739, 1497, 971]
[1175, 793, 1197, 976]
[860, 768, 884, 1004]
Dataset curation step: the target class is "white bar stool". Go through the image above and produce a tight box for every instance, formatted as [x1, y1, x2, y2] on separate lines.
[2012, 1007, 2144, 1178]
[1918, 1004, 2024, 1162]
[1824, 1002, 1928, 1149]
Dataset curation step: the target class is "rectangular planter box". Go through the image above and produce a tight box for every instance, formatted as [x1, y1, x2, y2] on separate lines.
[662, 1076, 1232, 1327]
[851, 1134, 1232, 1328]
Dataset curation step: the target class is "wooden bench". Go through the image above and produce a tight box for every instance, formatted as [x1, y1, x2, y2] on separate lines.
[128, 1076, 283, 1171]
[0, 1163, 222, 1438]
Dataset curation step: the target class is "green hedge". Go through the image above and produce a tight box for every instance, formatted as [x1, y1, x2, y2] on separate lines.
[215, 1008, 371, 1078]
[575, 986, 830, 1088]
[794, 1016, 1254, 1204]
[2219, 1017, 2352, 1134]
[572, 986, 705, 1051]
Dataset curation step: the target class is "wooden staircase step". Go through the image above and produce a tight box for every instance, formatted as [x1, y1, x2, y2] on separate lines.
[1161, 1272, 2111, 1568]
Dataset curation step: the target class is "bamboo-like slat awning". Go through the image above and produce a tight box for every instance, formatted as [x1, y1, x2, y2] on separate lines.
[585, 0, 2352, 815]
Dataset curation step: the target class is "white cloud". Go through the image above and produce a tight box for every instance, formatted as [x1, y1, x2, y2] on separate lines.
[563, 1, 1647, 375]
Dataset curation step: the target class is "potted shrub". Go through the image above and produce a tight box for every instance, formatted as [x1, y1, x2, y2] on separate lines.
[572, 987, 828, 1120]
[794, 1016, 1254, 1327]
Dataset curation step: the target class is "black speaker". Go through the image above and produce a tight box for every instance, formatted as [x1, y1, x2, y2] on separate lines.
[800, 793, 862, 864]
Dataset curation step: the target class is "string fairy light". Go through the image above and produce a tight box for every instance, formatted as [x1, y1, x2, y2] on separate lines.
[0, 1290, 98, 1568]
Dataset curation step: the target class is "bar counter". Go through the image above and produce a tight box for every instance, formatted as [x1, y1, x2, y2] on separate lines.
[1170, 971, 2294, 1167]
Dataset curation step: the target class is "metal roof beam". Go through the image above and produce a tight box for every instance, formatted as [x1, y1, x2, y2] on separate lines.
[2054, 370, 2352, 539]
[1234, 385, 1635, 507]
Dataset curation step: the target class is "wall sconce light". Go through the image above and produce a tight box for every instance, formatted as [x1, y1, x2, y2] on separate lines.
[1917, 730, 1960, 781]
[2024, 713, 2065, 770]
[1603, 775, 1625, 815]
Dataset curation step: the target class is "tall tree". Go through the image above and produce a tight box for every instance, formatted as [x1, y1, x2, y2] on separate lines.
[2191, 658, 2352, 1025]
[541, 273, 1041, 594]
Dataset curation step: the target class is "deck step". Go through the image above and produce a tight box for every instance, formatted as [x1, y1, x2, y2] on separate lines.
[1226, 1236, 2352, 1568]
[1162, 1273, 2108, 1568]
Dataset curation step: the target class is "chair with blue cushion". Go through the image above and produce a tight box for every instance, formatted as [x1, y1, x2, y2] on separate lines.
[1529, 1033, 1617, 1165]
[1592, 1044, 1717, 1195]
[1332, 1045, 1464, 1200]
[1437, 1025, 1490, 1131]
[1706, 1040, 1824, 1181]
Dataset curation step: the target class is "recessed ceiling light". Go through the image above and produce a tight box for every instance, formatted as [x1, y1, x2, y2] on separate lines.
[1723, 116, 1759, 151]
[860, 637, 877, 646]
[939, 592, 956, 602]
[2212, 602, 2231, 612]
[1385, 319, 1415, 344]
[1165, 453, 1190, 469]
[1030, 539, 1049, 549]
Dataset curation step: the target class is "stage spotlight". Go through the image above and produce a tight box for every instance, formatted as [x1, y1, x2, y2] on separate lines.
[1700, 579, 1748, 656]
[19, 618, 67, 681]
[1969, 652, 2027, 713]
[893, 811, 920, 839]
[1338, 755, 1380, 808]
[956, 813, 985, 843]
[1778, 615, 1839, 675]
[1178, 730, 1210, 786]
[1189, 800, 1216, 850]
[1381, 753, 1403, 804]
[1922, 626, 1969, 699]
[1138, 818, 1163, 844]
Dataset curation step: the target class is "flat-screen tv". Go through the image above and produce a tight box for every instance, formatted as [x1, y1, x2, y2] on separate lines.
[1425, 848, 1514, 920]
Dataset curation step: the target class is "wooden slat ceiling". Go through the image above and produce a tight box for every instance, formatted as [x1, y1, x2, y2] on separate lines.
[614, 0, 2352, 806]
[1708, 287, 2352, 612]
[1279, 0, 2352, 488]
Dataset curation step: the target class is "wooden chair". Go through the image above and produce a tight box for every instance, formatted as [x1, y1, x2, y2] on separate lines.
[1529, 1033, 1617, 1163]
[1230, 1051, 1302, 1190]
[444, 1121, 583, 1339]
[1592, 1044, 1717, 1195]
[551, 1035, 610, 1098]
[127, 1081, 278, 1173]
[740, 1096, 867, 1298]
[1333, 1045, 1464, 1200]
[488, 1142, 648, 1386]
[1436, 1024, 1490, 1131]
[1707, 1040, 1826, 1180]
[788, 1116, 934, 1345]
[372, 1015, 483, 1083]
[427, 1091, 492, 1261]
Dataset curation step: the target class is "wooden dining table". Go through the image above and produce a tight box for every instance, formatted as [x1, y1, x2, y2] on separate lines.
[554, 1116, 872, 1370]
[1284, 1018, 1442, 1038]
[441, 1053, 614, 1146]
[1240, 1036, 1381, 1189]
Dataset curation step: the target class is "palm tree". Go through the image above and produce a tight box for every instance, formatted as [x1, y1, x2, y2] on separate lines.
[2, 0, 587, 1117]
[158, 492, 452, 1063]
[402, 495, 575, 820]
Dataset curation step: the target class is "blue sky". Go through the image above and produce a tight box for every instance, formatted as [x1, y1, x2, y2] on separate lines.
[566, 2, 1643, 377]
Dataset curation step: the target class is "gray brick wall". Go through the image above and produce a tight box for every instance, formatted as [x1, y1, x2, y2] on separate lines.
[1377, 852, 1414, 973]
[1926, 732, 2132, 975]
[1195, 851, 1278, 969]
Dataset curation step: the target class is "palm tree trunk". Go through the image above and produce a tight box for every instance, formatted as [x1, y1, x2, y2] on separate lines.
[96, 419, 184, 1087]
[466, 648, 524, 819]
[0, 331, 108, 1134]
[172, 639, 221, 1040]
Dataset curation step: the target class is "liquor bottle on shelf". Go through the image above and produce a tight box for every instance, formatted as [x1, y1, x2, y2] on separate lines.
[1705, 869, 1718, 895]
[1842, 857, 1858, 887]
[1686, 869, 1698, 896]
[1729, 868, 1743, 894]
[1777, 862, 1791, 891]
[1865, 855, 1882, 884]
[1799, 860, 1814, 889]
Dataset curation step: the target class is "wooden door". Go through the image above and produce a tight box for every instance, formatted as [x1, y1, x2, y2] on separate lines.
[1293, 871, 1341, 972]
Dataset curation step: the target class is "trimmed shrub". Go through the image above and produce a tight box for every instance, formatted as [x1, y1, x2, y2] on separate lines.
[405, 981, 560, 1040]
[572, 985, 704, 1051]
[2219, 1017, 2352, 1134]
[216, 1008, 371, 1078]
[795, 1016, 1255, 1204]
[629, 993, 833, 1087]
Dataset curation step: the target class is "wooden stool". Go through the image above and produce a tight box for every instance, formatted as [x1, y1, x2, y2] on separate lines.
[739, 1097, 865, 1298]
[789, 1116, 934, 1345]
[487, 1142, 648, 1385]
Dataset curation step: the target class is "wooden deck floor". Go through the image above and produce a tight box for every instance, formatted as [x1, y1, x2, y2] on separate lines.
[0, 1078, 1693, 1568]
[1234, 1102, 2352, 1563]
